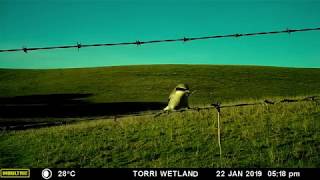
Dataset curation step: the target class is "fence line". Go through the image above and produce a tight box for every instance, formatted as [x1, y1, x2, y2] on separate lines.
[153, 95, 320, 163]
[154, 95, 319, 117]
[1, 95, 317, 167]
[1, 95, 318, 131]
[157, 95, 318, 165]
[0, 27, 320, 53]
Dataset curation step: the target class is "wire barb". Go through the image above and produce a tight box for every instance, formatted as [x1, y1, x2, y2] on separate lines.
[77, 42, 82, 49]
[22, 47, 28, 53]
[286, 28, 292, 34]
[183, 37, 190, 42]
[135, 40, 143, 46]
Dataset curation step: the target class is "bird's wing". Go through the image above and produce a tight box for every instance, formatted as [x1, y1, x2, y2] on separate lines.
[168, 90, 175, 101]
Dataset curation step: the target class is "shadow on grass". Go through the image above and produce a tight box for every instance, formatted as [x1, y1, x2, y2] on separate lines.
[0, 93, 166, 126]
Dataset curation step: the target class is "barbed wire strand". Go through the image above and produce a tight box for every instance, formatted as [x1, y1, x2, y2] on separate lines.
[0, 27, 319, 53]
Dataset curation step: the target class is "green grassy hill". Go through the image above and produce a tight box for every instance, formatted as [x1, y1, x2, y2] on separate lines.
[1, 65, 320, 104]
[0, 65, 319, 168]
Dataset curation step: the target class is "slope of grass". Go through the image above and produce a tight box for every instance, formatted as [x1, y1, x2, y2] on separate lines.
[1, 65, 320, 105]
[1, 100, 319, 168]
[0, 65, 319, 167]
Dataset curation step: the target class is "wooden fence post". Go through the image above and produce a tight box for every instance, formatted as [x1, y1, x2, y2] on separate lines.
[213, 102, 222, 166]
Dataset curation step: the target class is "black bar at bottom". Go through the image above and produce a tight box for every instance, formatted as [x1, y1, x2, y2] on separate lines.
[2, 168, 319, 180]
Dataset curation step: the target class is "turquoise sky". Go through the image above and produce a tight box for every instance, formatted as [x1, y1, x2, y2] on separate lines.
[0, 0, 319, 69]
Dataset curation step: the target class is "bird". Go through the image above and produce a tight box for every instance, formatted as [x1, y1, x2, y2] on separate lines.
[163, 84, 190, 111]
